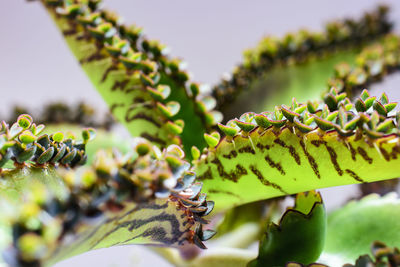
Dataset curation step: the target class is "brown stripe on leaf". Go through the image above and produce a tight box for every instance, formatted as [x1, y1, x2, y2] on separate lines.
[238, 145, 256, 154]
[125, 111, 161, 127]
[311, 140, 343, 176]
[347, 142, 357, 161]
[91, 212, 188, 249]
[62, 28, 77, 36]
[345, 169, 365, 183]
[211, 157, 247, 183]
[79, 51, 107, 64]
[249, 165, 286, 194]
[75, 32, 92, 42]
[101, 65, 119, 83]
[111, 79, 129, 91]
[299, 139, 320, 179]
[197, 167, 212, 180]
[58, 202, 170, 257]
[110, 103, 125, 113]
[140, 133, 166, 146]
[208, 189, 242, 199]
[379, 144, 400, 162]
[274, 138, 301, 165]
[222, 150, 238, 159]
[379, 146, 391, 161]
[256, 143, 271, 152]
[389, 145, 400, 160]
[264, 155, 286, 175]
[357, 147, 373, 164]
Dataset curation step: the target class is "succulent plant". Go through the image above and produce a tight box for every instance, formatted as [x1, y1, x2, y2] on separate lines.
[6, 102, 116, 130]
[213, 5, 392, 111]
[2, 1, 400, 266]
[0, 116, 214, 266]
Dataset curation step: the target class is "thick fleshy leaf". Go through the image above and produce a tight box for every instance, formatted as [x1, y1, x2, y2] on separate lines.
[41, 0, 219, 156]
[0, 116, 89, 169]
[343, 241, 400, 267]
[248, 191, 326, 267]
[42, 124, 129, 164]
[0, 138, 214, 266]
[213, 6, 392, 117]
[217, 201, 267, 237]
[196, 90, 400, 212]
[221, 33, 400, 122]
[320, 193, 400, 266]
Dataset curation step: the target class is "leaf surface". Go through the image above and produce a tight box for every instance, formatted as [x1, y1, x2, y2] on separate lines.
[196, 89, 400, 212]
[321, 193, 400, 265]
[248, 191, 326, 267]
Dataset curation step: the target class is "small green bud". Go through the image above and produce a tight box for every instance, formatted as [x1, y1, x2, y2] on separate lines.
[17, 114, 32, 129]
[19, 130, 37, 144]
[18, 233, 47, 261]
[166, 121, 183, 135]
[191, 146, 201, 160]
[136, 142, 151, 156]
[204, 132, 220, 148]
[82, 128, 96, 143]
[52, 132, 64, 143]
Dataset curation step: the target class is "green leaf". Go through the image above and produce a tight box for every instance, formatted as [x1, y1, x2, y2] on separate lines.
[217, 201, 266, 237]
[42, 1, 220, 157]
[157, 101, 181, 118]
[248, 191, 326, 267]
[218, 123, 239, 137]
[0, 138, 215, 266]
[214, 6, 392, 118]
[343, 241, 400, 267]
[195, 90, 400, 212]
[191, 146, 201, 160]
[51, 132, 64, 143]
[321, 193, 400, 265]
[204, 132, 220, 148]
[42, 124, 129, 164]
[0, 117, 89, 168]
[17, 114, 32, 130]
[19, 130, 37, 144]
[81, 128, 96, 143]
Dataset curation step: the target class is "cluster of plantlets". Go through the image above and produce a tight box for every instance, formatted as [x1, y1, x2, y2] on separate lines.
[41, 0, 222, 155]
[328, 34, 400, 97]
[0, 114, 90, 169]
[344, 241, 400, 267]
[6, 102, 115, 130]
[213, 5, 392, 111]
[2, 0, 400, 266]
[0, 115, 214, 266]
[193, 88, 400, 212]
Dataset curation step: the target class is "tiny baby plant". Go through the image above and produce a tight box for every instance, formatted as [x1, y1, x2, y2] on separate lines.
[2, 1, 400, 266]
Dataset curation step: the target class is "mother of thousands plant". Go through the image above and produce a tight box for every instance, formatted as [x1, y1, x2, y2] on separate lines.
[2, 1, 400, 266]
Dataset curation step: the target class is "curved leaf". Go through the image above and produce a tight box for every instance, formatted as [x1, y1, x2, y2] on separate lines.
[216, 201, 266, 237]
[221, 33, 400, 120]
[248, 191, 326, 267]
[321, 193, 400, 266]
[343, 241, 400, 267]
[8, 102, 115, 130]
[43, 124, 131, 164]
[196, 89, 400, 212]
[213, 5, 392, 115]
[0, 138, 215, 266]
[222, 49, 358, 120]
[327, 34, 400, 98]
[40, 0, 221, 156]
[0, 115, 88, 170]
